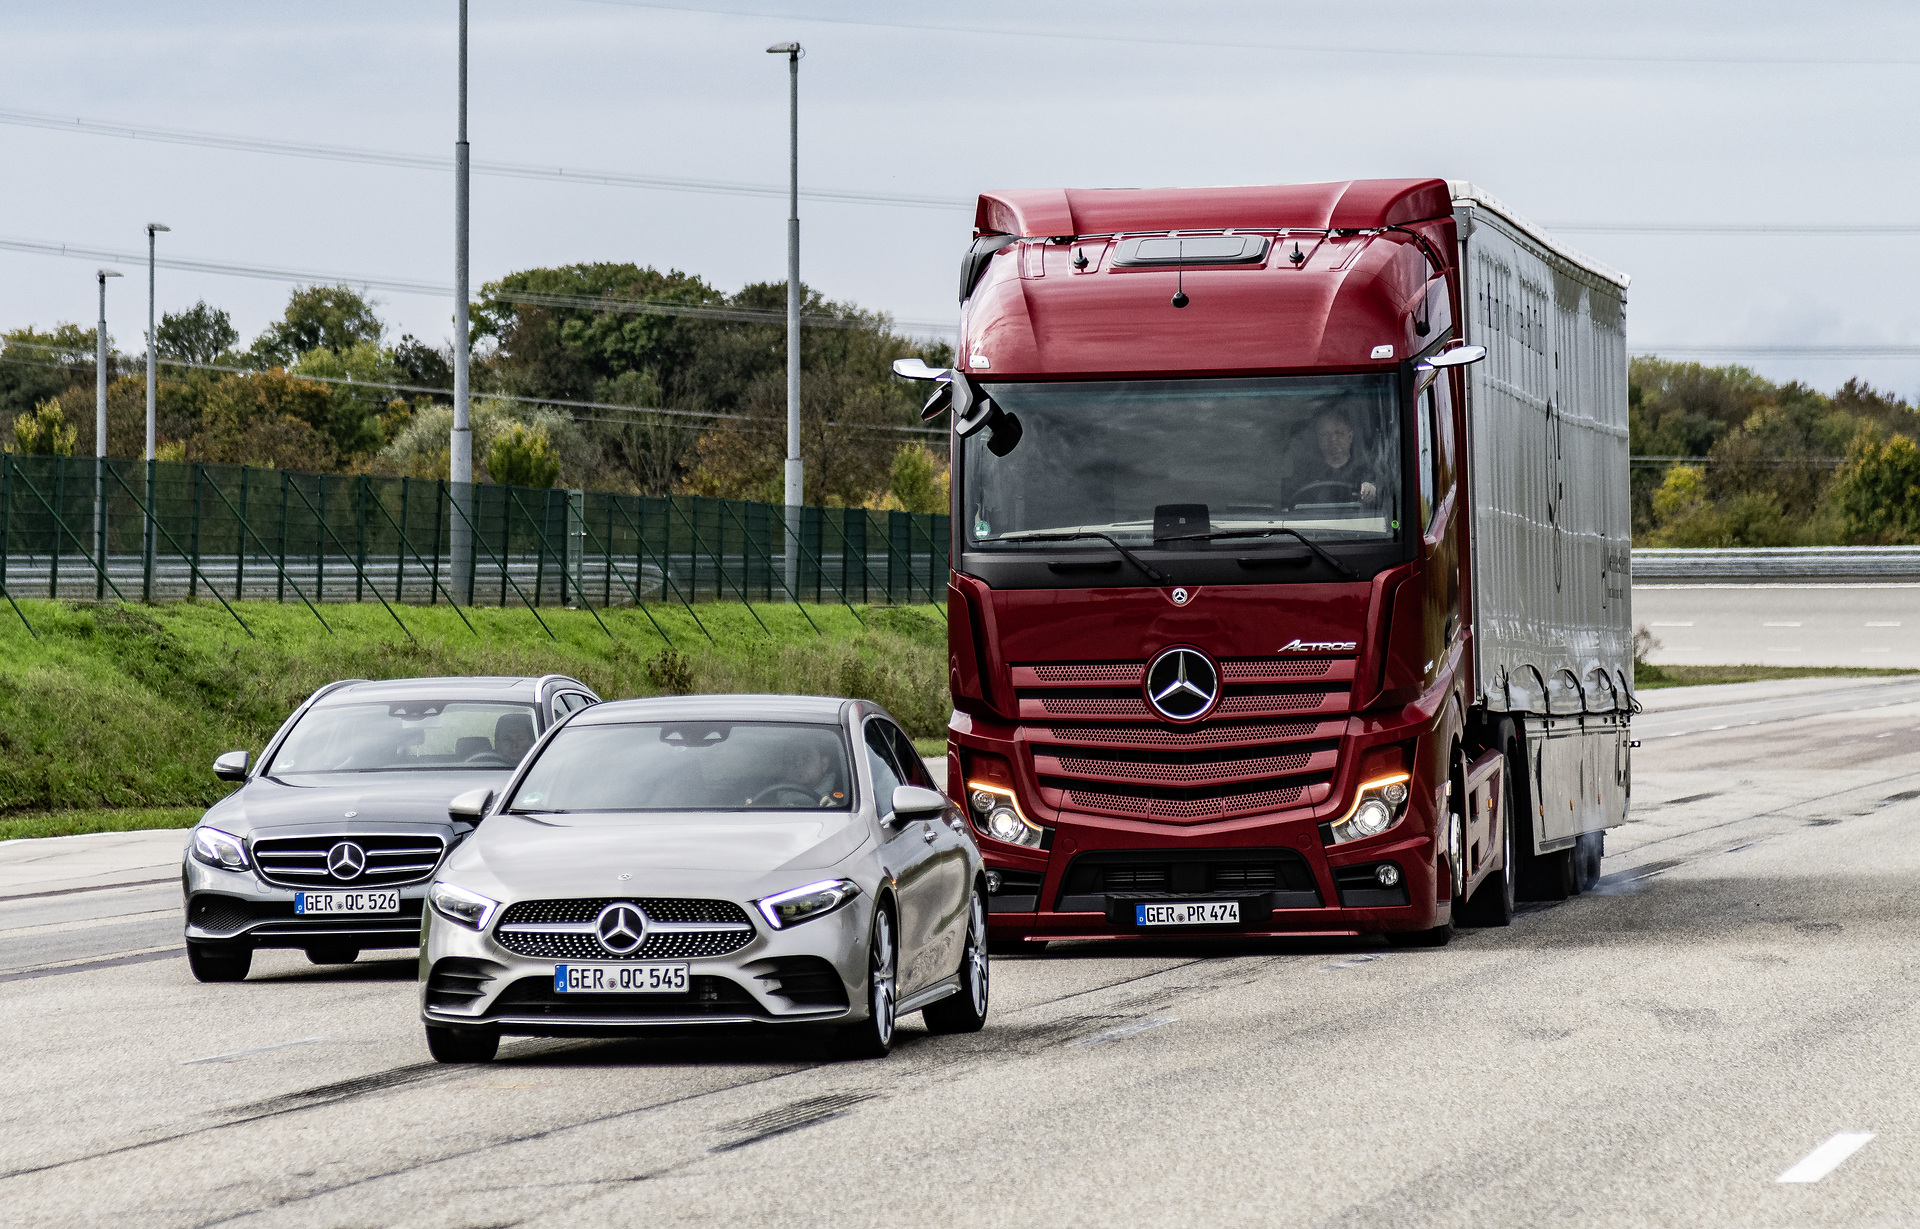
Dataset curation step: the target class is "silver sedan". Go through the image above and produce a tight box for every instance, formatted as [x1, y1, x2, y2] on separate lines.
[419, 695, 990, 1062]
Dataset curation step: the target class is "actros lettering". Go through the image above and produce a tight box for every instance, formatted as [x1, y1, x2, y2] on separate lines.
[1277, 638, 1358, 652]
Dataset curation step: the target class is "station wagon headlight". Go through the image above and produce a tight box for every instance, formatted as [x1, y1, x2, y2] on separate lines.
[756, 879, 861, 930]
[1330, 774, 1413, 845]
[966, 782, 1045, 849]
[429, 882, 500, 931]
[190, 826, 250, 871]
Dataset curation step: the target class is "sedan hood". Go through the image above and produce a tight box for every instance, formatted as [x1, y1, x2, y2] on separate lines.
[210, 770, 512, 833]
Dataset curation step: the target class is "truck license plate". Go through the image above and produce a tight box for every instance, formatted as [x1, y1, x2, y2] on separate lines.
[553, 963, 690, 993]
[1135, 901, 1240, 926]
[294, 890, 399, 914]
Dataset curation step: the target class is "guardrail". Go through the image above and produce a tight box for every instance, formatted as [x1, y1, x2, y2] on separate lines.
[1632, 546, 1920, 582]
[0, 455, 949, 641]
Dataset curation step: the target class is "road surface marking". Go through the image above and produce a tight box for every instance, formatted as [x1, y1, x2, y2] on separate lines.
[182, 1036, 327, 1065]
[1867, 621, 1902, 626]
[1763, 621, 1803, 627]
[1072, 1017, 1174, 1047]
[1650, 621, 1694, 627]
[1777, 1132, 1875, 1183]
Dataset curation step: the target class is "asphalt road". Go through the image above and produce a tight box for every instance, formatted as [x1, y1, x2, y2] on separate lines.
[1634, 582, 1920, 667]
[6, 682, 1920, 1227]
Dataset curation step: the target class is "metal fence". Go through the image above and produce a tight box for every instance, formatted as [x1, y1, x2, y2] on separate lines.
[0, 455, 949, 640]
[1633, 546, 1920, 583]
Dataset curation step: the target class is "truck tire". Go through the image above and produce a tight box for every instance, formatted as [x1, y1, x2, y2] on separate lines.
[1508, 735, 1572, 903]
[1457, 763, 1516, 927]
[1575, 831, 1605, 892]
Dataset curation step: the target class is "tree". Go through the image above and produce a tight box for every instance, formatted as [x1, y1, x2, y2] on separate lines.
[190, 370, 340, 470]
[487, 423, 561, 488]
[1832, 426, 1920, 543]
[870, 442, 948, 513]
[156, 302, 238, 366]
[7, 399, 76, 456]
[1, 324, 99, 421]
[392, 335, 452, 398]
[250, 285, 384, 367]
[290, 341, 404, 458]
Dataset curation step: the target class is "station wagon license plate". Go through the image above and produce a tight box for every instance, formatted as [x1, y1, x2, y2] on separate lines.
[294, 890, 399, 914]
[554, 963, 690, 994]
[1136, 901, 1241, 927]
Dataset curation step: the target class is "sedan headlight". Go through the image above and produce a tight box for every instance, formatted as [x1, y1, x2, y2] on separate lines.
[756, 879, 861, 930]
[966, 782, 1045, 849]
[190, 826, 250, 871]
[1330, 773, 1413, 844]
[428, 881, 501, 930]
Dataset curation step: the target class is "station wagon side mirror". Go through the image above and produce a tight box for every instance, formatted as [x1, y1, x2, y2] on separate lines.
[891, 785, 949, 822]
[212, 750, 250, 782]
[448, 787, 496, 823]
[1422, 344, 1487, 369]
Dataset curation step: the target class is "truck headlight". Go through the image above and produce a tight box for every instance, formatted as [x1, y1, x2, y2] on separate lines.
[1330, 773, 1412, 844]
[966, 782, 1045, 848]
[190, 826, 250, 871]
[756, 879, 861, 929]
[428, 882, 500, 930]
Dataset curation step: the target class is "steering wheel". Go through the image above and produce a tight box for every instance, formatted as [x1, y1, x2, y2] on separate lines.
[462, 751, 511, 765]
[749, 783, 821, 807]
[1292, 480, 1357, 505]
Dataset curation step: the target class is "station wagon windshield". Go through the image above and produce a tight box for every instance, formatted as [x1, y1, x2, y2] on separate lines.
[962, 374, 1401, 549]
[267, 701, 537, 774]
[508, 721, 854, 812]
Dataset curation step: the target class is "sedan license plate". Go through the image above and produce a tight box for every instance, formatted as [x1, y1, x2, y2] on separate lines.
[554, 963, 690, 994]
[1136, 901, 1241, 927]
[294, 890, 399, 914]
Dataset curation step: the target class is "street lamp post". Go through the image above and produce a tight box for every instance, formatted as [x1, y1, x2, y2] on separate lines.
[144, 222, 168, 602]
[449, 0, 474, 604]
[96, 267, 122, 601]
[767, 40, 803, 591]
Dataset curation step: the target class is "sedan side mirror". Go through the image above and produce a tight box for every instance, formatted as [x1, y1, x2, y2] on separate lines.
[891, 785, 949, 822]
[1422, 344, 1487, 369]
[449, 787, 496, 823]
[212, 750, 250, 782]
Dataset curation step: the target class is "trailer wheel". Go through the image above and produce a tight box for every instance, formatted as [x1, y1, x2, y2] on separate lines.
[1574, 831, 1605, 892]
[1508, 734, 1573, 903]
[1457, 762, 1516, 927]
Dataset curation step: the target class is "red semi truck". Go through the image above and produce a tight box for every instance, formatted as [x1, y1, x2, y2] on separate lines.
[900, 178, 1633, 947]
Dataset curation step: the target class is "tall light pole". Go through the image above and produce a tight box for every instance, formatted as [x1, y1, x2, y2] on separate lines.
[96, 267, 122, 601]
[144, 222, 168, 602]
[767, 40, 802, 589]
[450, 0, 474, 603]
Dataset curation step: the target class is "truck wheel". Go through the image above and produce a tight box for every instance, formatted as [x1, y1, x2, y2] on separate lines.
[187, 942, 252, 983]
[1458, 764, 1516, 927]
[1508, 736, 1572, 903]
[1575, 831, 1605, 892]
[425, 1024, 498, 1063]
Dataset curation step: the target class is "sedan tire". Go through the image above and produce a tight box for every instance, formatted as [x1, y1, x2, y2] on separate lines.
[923, 887, 990, 1034]
[425, 1024, 499, 1064]
[830, 905, 897, 1060]
[187, 942, 252, 983]
[305, 946, 360, 965]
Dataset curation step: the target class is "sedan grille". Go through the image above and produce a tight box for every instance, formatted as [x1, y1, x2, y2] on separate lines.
[493, 897, 755, 961]
[251, 833, 447, 889]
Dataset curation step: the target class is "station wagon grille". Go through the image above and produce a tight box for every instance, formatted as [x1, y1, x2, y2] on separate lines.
[493, 897, 756, 960]
[251, 833, 446, 889]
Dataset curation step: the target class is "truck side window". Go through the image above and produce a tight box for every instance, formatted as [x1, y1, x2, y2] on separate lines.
[1417, 383, 1438, 528]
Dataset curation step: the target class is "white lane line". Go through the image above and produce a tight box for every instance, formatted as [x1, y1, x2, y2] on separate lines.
[182, 1036, 327, 1065]
[1763, 621, 1804, 627]
[1071, 1017, 1174, 1047]
[1867, 622, 1902, 627]
[1778, 1132, 1876, 1183]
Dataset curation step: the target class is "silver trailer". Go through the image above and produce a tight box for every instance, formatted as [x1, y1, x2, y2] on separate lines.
[1450, 182, 1634, 857]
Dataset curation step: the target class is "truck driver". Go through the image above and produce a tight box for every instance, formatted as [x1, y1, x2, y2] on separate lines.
[1290, 407, 1379, 507]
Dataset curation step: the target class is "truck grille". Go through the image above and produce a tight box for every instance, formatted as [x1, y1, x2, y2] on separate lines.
[1013, 656, 1352, 824]
[251, 833, 446, 889]
[493, 897, 756, 960]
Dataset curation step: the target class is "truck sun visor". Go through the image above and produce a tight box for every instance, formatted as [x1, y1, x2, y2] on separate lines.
[1112, 235, 1270, 266]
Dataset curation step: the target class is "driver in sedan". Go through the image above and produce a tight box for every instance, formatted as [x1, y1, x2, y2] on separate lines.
[1290, 407, 1379, 507]
[778, 739, 849, 808]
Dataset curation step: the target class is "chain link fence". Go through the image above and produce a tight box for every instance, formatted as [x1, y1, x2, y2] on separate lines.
[0, 455, 949, 639]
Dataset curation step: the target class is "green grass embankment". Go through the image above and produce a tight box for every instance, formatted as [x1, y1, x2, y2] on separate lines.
[0, 598, 946, 834]
[1634, 662, 1918, 689]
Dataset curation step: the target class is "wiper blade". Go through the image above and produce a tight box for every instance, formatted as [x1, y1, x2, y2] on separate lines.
[995, 530, 1168, 583]
[1155, 527, 1359, 579]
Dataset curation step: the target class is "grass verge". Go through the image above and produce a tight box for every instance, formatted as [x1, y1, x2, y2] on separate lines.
[0, 807, 202, 842]
[1635, 663, 1918, 689]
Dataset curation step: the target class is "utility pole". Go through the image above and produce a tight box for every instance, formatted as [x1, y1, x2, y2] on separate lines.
[449, 0, 474, 603]
[144, 223, 168, 602]
[96, 267, 121, 601]
[767, 40, 803, 590]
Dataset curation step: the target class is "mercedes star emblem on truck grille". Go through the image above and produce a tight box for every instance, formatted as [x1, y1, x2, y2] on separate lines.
[325, 841, 367, 880]
[1144, 647, 1220, 721]
[594, 903, 647, 955]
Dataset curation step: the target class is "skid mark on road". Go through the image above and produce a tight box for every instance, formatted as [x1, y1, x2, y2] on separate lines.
[1778, 1132, 1876, 1183]
[1071, 1016, 1175, 1047]
[711, 1091, 878, 1152]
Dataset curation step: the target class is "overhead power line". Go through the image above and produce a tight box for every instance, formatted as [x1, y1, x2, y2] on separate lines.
[1553, 223, 1920, 236]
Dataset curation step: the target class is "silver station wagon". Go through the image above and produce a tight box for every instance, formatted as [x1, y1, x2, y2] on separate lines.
[419, 695, 990, 1062]
[183, 675, 601, 981]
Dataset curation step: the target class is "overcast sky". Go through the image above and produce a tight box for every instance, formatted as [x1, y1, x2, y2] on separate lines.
[5, 1, 1918, 397]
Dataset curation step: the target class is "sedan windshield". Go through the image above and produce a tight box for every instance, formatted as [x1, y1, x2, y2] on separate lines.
[963, 374, 1401, 548]
[267, 701, 537, 774]
[508, 721, 853, 812]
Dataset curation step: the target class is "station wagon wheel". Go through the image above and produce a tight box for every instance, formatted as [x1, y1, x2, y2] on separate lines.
[831, 905, 897, 1059]
[924, 884, 990, 1034]
[186, 942, 251, 983]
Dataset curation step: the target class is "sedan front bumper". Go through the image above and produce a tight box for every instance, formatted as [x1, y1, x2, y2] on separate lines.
[182, 858, 429, 951]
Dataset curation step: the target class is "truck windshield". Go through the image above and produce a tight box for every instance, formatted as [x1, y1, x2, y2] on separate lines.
[963, 374, 1401, 549]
